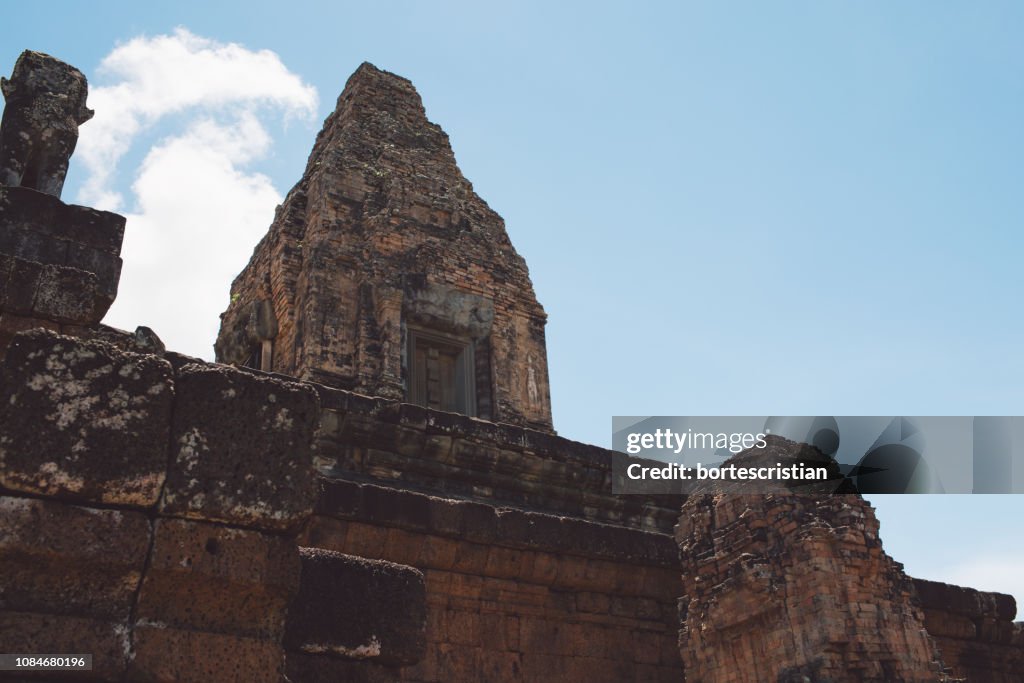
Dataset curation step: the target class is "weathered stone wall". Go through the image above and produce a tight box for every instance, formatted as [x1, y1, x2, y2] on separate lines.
[0, 328, 684, 682]
[673, 441, 1024, 683]
[0, 185, 124, 348]
[291, 376, 684, 681]
[0, 330, 427, 682]
[211, 61, 686, 679]
[312, 385, 681, 535]
[676, 490, 947, 682]
[913, 578, 1024, 683]
[217, 63, 553, 431]
[300, 380, 686, 680]
[302, 479, 682, 682]
[0, 122, 681, 679]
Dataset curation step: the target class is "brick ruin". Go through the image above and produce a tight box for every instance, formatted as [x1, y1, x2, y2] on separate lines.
[215, 63, 552, 432]
[1, 50, 1023, 682]
[678, 493, 945, 681]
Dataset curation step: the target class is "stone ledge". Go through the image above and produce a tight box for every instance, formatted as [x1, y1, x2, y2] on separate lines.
[316, 383, 591, 463]
[313, 381, 684, 533]
[284, 547, 426, 667]
[0, 254, 108, 327]
[314, 478, 679, 567]
[0, 186, 125, 255]
[913, 577, 1017, 624]
[1, 187, 124, 323]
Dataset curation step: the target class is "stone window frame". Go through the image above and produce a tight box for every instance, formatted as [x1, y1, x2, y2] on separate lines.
[242, 339, 273, 372]
[406, 326, 477, 416]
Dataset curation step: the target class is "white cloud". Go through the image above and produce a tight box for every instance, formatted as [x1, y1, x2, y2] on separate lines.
[75, 29, 318, 359]
[79, 27, 316, 211]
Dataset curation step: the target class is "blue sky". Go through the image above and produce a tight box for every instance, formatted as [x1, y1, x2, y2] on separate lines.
[3, 2, 1022, 614]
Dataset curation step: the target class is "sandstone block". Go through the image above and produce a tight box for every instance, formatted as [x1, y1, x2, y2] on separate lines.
[0, 226, 68, 265]
[0, 611, 130, 681]
[0, 330, 173, 506]
[914, 577, 1017, 622]
[128, 625, 284, 683]
[65, 242, 121, 299]
[160, 363, 319, 531]
[0, 187, 124, 322]
[32, 263, 102, 323]
[284, 547, 426, 666]
[922, 609, 976, 640]
[429, 643, 483, 682]
[0, 496, 150, 618]
[0, 312, 59, 353]
[0, 186, 125, 255]
[476, 651, 523, 681]
[679, 492, 947, 682]
[314, 478, 679, 571]
[361, 481, 432, 532]
[0, 254, 40, 314]
[0, 497, 149, 682]
[134, 518, 300, 639]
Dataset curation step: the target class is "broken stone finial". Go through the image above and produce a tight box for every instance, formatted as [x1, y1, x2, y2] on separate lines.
[0, 50, 94, 198]
[133, 326, 166, 355]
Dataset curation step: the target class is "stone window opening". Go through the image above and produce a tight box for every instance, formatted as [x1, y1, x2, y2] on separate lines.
[243, 339, 273, 372]
[260, 339, 273, 372]
[407, 328, 476, 416]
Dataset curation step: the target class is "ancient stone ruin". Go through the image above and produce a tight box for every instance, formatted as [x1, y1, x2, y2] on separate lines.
[1, 51, 1023, 682]
[0, 50, 93, 198]
[216, 63, 552, 432]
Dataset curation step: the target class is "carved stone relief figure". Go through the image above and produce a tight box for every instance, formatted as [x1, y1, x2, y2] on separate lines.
[527, 353, 539, 408]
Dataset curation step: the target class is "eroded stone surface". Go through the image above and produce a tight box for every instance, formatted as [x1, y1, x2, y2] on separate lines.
[128, 519, 301, 683]
[0, 185, 125, 255]
[0, 186, 125, 329]
[217, 62, 553, 431]
[677, 491, 946, 682]
[285, 655, 404, 683]
[0, 611, 131, 681]
[134, 518, 300, 639]
[0, 310, 59, 352]
[32, 262, 102, 323]
[312, 382, 682, 533]
[160, 363, 319, 531]
[0, 496, 150, 682]
[313, 478, 679, 567]
[0, 496, 150, 617]
[0, 329, 173, 506]
[302, 477, 683, 683]
[0, 50, 93, 198]
[914, 578, 1024, 682]
[128, 626, 285, 683]
[285, 547, 426, 666]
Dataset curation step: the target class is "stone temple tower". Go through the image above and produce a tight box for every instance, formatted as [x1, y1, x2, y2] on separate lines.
[217, 63, 553, 432]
